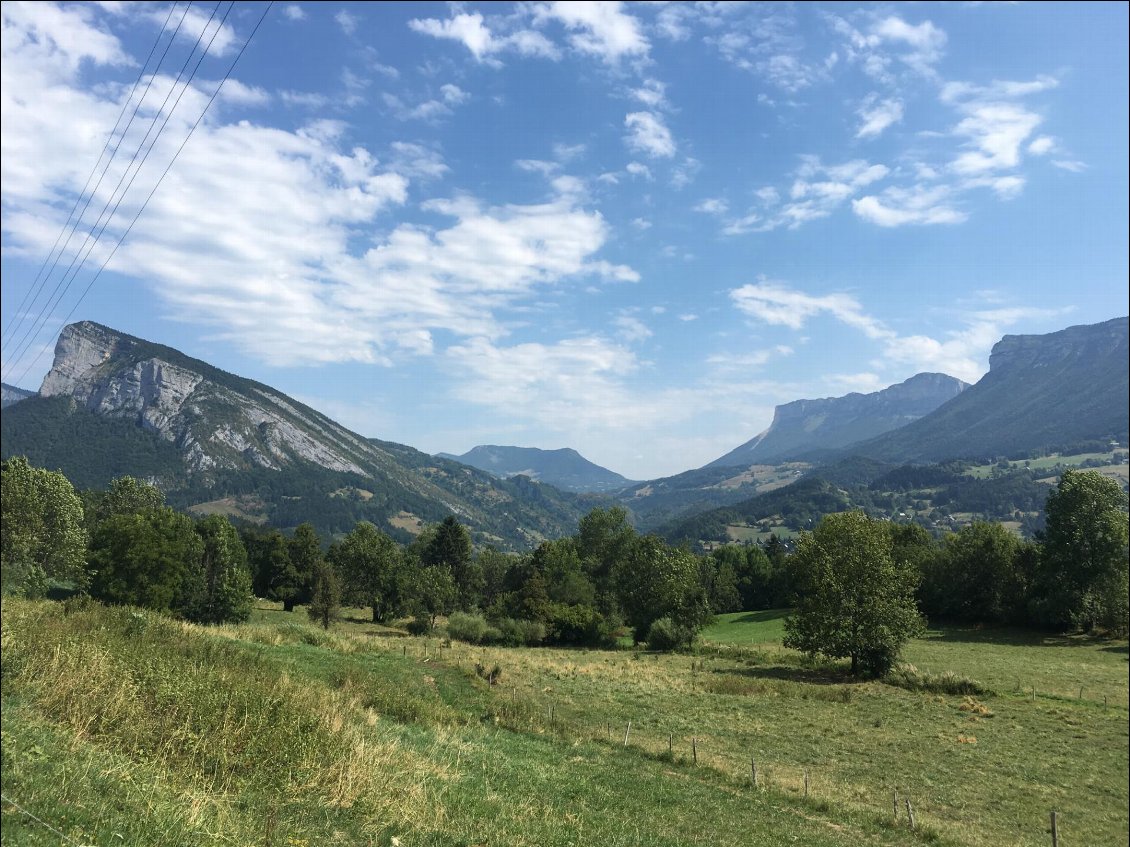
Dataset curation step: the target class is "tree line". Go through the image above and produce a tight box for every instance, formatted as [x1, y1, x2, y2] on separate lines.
[3, 455, 1126, 668]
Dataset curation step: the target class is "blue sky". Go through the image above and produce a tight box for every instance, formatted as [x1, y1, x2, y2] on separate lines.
[1, 1, 1127, 480]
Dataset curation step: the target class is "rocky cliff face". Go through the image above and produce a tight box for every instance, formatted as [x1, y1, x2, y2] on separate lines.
[707, 372, 969, 468]
[38, 322, 376, 475]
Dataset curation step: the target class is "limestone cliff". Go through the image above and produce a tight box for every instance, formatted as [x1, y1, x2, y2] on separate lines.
[39, 322, 379, 475]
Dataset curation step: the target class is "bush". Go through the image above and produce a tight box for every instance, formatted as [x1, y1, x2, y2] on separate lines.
[646, 616, 695, 652]
[406, 616, 433, 636]
[447, 612, 490, 644]
[544, 603, 614, 647]
[497, 617, 545, 646]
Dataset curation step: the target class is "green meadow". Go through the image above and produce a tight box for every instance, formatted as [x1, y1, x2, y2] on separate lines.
[3, 599, 1127, 847]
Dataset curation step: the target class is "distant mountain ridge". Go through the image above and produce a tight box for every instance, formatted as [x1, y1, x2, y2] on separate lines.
[1, 382, 36, 408]
[439, 445, 635, 493]
[1, 322, 596, 548]
[707, 372, 969, 468]
[855, 317, 1130, 463]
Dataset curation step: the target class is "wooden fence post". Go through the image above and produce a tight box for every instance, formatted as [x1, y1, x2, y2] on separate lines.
[751, 758, 758, 788]
[1050, 810, 1059, 847]
[623, 721, 631, 746]
[893, 790, 898, 820]
[692, 737, 697, 765]
[668, 733, 673, 758]
[804, 769, 809, 798]
[905, 797, 915, 829]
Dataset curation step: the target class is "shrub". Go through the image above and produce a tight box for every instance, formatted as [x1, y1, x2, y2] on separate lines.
[646, 616, 696, 652]
[447, 612, 490, 644]
[544, 603, 614, 647]
[497, 617, 545, 646]
[406, 616, 433, 636]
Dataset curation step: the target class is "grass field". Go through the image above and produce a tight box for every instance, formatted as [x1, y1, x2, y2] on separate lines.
[3, 599, 1127, 847]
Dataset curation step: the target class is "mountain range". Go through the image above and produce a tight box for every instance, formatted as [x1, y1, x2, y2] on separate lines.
[0, 322, 597, 548]
[2, 316, 1126, 547]
[437, 445, 636, 493]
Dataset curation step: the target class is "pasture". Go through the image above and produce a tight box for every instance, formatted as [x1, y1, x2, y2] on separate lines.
[2, 599, 1126, 847]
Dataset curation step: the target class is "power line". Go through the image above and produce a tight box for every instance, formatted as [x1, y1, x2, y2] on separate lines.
[0, 1, 191, 352]
[1, 2, 226, 375]
[4, 1, 276, 389]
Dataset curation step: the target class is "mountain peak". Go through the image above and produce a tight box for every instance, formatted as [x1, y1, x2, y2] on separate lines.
[707, 372, 968, 468]
[443, 444, 634, 493]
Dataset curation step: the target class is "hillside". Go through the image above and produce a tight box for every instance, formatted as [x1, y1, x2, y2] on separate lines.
[0, 322, 596, 548]
[855, 317, 1129, 463]
[707, 372, 968, 468]
[440, 444, 635, 493]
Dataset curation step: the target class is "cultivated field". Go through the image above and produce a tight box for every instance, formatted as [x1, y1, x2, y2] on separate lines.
[2, 599, 1127, 846]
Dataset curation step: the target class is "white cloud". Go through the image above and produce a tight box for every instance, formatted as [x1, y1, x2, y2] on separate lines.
[631, 78, 667, 109]
[624, 111, 676, 158]
[940, 76, 1059, 104]
[694, 198, 729, 215]
[856, 95, 903, 139]
[725, 157, 889, 233]
[0, 3, 636, 369]
[631, 217, 651, 230]
[537, 1, 649, 64]
[625, 161, 653, 180]
[871, 16, 946, 74]
[440, 83, 468, 105]
[1051, 159, 1087, 173]
[553, 142, 586, 161]
[730, 279, 891, 339]
[951, 102, 1042, 175]
[409, 12, 497, 61]
[729, 279, 1069, 383]
[1027, 136, 1055, 156]
[614, 315, 652, 342]
[283, 5, 305, 22]
[852, 184, 967, 226]
[334, 9, 358, 36]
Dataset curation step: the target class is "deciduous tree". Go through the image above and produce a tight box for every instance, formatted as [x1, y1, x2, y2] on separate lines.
[1, 456, 87, 597]
[784, 512, 924, 677]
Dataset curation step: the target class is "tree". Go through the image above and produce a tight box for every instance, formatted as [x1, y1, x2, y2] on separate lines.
[92, 476, 165, 525]
[409, 565, 457, 629]
[287, 523, 322, 609]
[422, 516, 478, 609]
[576, 506, 636, 609]
[331, 521, 403, 622]
[307, 559, 341, 630]
[614, 535, 710, 645]
[920, 522, 1024, 623]
[1035, 470, 1129, 633]
[250, 529, 300, 611]
[193, 515, 254, 624]
[88, 507, 205, 615]
[784, 512, 924, 677]
[1, 456, 88, 597]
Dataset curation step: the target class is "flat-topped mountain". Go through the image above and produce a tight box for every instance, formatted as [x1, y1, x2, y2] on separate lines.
[1, 322, 595, 548]
[856, 317, 1130, 463]
[707, 372, 968, 468]
[440, 445, 635, 493]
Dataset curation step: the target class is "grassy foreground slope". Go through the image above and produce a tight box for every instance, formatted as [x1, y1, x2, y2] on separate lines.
[3, 600, 1127, 846]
